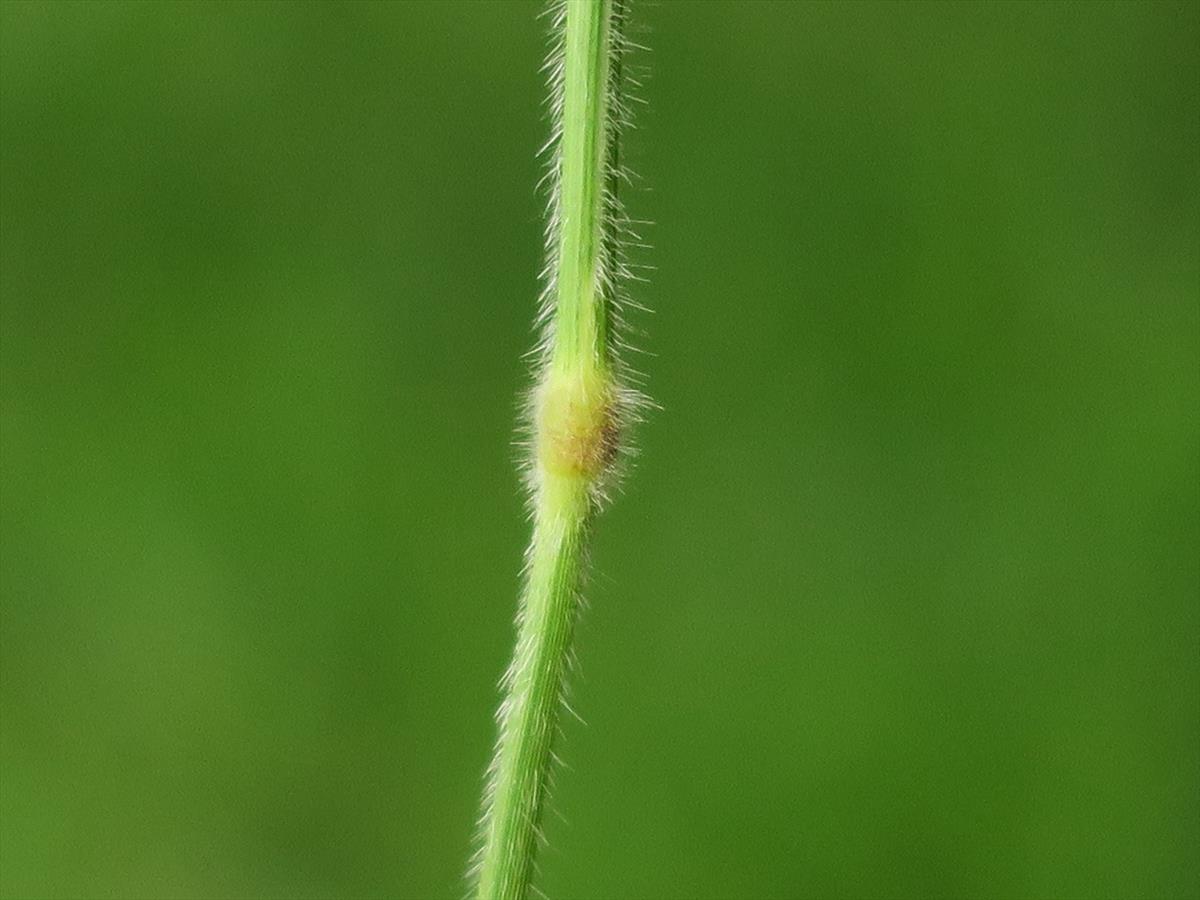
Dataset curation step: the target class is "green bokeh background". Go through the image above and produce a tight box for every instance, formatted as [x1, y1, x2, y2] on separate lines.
[2, 2, 1198, 898]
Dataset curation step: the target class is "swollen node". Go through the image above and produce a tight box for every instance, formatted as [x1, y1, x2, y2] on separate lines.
[535, 370, 619, 481]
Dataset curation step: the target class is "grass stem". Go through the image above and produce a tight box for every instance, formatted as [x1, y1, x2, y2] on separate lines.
[473, 2, 630, 898]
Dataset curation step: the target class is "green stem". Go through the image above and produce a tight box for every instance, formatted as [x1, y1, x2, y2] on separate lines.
[474, 2, 624, 899]
[476, 478, 588, 900]
[553, 0, 612, 373]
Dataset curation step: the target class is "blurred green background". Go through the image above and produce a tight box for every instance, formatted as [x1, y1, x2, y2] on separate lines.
[1, 1, 1197, 898]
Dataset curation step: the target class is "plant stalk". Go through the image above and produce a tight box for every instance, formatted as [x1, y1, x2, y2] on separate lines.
[474, 2, 625, 898]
